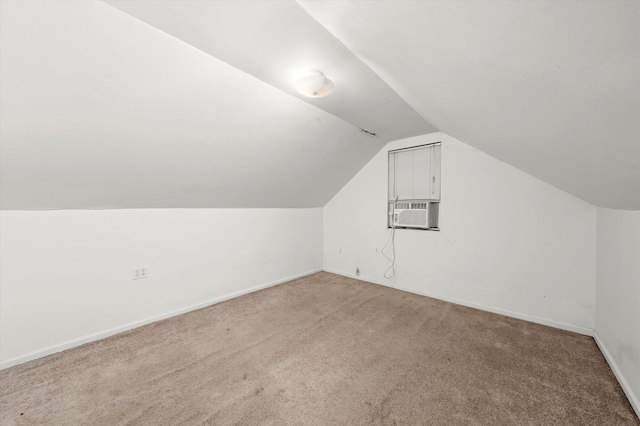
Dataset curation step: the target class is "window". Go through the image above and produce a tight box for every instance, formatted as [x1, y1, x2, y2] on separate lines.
[388, 143, 441, 230]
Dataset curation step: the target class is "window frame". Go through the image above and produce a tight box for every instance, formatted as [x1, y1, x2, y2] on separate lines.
[387, 142, 441, 231]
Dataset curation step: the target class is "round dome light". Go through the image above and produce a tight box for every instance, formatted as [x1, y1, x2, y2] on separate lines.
[294, 70, 335, 98]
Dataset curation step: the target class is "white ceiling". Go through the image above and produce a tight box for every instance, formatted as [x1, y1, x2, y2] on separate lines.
[1, 0, 638, 210]
[103, 0, 435, 142]
[0, 0, 406, 209]
[299, 0, 640, 210]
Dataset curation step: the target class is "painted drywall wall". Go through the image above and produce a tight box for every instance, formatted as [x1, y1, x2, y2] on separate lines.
[0, 208, 322, 367]
[595, 208, 640, 417]
[324, 132, 597, 333]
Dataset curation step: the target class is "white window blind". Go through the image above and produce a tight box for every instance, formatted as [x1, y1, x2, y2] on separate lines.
[388, 143, 441, 201]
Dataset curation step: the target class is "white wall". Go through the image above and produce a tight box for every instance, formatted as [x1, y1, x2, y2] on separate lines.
[595, 208, 640, 417]
[0, 208, 322, 368]
[324, 132, 597, 333]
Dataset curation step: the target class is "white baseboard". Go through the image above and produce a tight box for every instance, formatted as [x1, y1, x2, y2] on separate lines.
[327, 269, 638, 420]
[593, 331, 640, 420]
[323, 268, 594, 336]
[0, 269, 322, 370]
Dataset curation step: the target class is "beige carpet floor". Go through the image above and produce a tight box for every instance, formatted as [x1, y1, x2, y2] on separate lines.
[1, 272, 638, 425]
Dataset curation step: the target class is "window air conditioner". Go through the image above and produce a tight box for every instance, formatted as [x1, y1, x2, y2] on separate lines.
[390, 201, 439, 230]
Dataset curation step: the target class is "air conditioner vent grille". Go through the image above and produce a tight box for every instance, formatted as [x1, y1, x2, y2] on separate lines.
[398, 209, 427, 227]
[390, 200, 438, 230]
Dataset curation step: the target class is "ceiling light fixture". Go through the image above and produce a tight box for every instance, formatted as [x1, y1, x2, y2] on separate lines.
[294, 70, 335, 98]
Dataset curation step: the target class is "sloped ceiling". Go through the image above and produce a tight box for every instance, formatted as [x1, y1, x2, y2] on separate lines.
[1, 1, 638, 210]
[299, 0, 640, 210]
[103, 0, 435, 142]
[0, 0, 430, 209]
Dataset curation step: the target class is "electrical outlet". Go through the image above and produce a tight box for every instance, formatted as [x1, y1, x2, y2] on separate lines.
[132, 266, 148, 280]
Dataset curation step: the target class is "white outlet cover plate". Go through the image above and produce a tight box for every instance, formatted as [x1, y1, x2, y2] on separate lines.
[132, 266, 148, 280]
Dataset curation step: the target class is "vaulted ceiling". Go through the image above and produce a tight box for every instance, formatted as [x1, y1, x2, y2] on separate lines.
[1, 0, 638, 210]
[298, 0, 640, 210]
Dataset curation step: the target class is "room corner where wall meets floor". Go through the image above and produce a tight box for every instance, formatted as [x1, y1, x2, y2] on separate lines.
[595, 208, 640, 419]
[322, 131, 639, 419]
[0, 208, 323, 369]
[1, 272, 638, 424]
[323, 132, 597, 332]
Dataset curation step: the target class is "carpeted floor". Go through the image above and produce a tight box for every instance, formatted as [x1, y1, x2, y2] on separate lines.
[1, 272, 638, 425]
